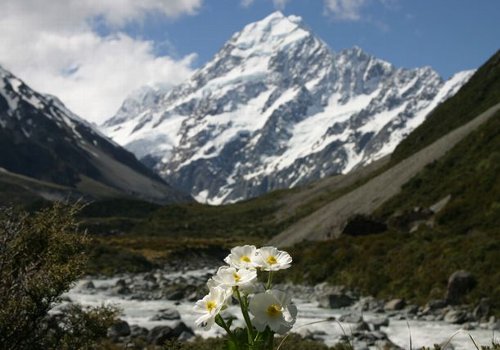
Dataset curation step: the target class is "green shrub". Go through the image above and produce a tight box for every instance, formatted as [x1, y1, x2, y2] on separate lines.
[0, 204, 118, 349]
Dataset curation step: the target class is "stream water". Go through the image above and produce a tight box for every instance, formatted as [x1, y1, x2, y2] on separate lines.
[59, 269, 498, 349]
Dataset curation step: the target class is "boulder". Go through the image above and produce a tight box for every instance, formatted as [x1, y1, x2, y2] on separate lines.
[147, 326, 175, 345]
[473, 298, 490, 321]
[369, 317, 389, 330]
[150, 308, 181, 321]
[462, 322, 476, 330]
[107, 320, 131, 338]
[318, 293, 355, 308]
[446, 270, 476, 304]
[353, 296, 384, 312]
[115, 279, 128, 288]
[355, 321, 371, 332]
[342, 215, 387, 236]
[339, 313, 363, 323]
[296, 328, 326, 340]
[429, 195, 451, 213]
[112, 285, 131, 295]
[143, 273, 157, 283]
[444, 309, 468, 324]
[405, 304, 419, 315]
[130, 325, 149, 338]
[488, 318, 500, 331]
[384, 299, 405, 311]
[82, 280, 95, 289]
[389, 207, 433, 232]
[425, 299, 448, 311]
[112, 278, 131, 295]
[172, 321, 195, 338]
[375, 339, 404, 350]
[371, 331, 388, 340]
[166, 290, 185, 300]
[178, 331, 194, 341]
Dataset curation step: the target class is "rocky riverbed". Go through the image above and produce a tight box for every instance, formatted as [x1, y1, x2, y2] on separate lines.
[56, 266, 499, 349]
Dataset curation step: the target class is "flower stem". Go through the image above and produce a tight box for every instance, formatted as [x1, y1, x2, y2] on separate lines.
[266, 270, 273, 290]
[215, 314, 236, 342]
[235, 287, 255, 345]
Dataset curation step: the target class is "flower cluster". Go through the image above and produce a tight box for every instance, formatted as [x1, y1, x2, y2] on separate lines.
[193, 245, 296, 349]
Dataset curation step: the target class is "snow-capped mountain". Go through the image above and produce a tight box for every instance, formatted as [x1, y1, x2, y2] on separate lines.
[0, 65, 190, 204]
[104, 11, 473, 204]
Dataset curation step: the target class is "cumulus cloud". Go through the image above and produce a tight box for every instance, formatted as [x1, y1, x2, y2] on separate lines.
[0, 0, 202, 124]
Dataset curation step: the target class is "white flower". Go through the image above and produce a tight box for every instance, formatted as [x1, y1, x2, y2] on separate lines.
[238, 280, 265, 296]
[224, 245, 259, 269]
[248, 289, 297, 334]
[207, 277, 233, 299]
[212, 266, 257, 288]
[255, 246, 292, 271]
[193, 286, 229, 330]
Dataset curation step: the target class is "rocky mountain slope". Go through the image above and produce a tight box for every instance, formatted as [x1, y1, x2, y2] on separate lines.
[104, 11, 473, 204]
[0, 65, 190, 205]
[270, 102, 500, 247]
[270, 50, 500, 246]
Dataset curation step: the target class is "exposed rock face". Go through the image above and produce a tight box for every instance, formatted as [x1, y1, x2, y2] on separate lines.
[103, 11, 473, 204]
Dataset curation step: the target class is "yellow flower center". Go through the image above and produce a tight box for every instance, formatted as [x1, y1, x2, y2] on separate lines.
[233, 273, 241, 282]
[266, 304, 282, 318]
[206, 301, 217, 312]
[240, 255, 251, 263]
[266, 255, 278, 265]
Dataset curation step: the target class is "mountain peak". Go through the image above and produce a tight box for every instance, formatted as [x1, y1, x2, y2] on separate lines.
[104, 13, 472, 205]
[264, 10, 286, 20]
[232, 12, 309, 51]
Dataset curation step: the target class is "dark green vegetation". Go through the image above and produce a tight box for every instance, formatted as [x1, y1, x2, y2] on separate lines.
[285, 110, 500, 316]
[100, 334, 337, 350]
[379, 111, 500, 233]
[421, 341, 500, 350]
[132, 193, 285, 238]
[0, 204, 117, 349]
[78, 163, 393, 275]
[392, 49, 500, 163]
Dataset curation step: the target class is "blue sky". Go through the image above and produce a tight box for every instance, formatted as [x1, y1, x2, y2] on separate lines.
[131, 0, 499, 79]
[1, 0, 498, 123]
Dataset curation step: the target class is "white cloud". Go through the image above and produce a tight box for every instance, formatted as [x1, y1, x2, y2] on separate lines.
[240, 0, 290, 10]
[0, 0, 202, 124]
[241, 0, 255, 8]
[324, 0, 398, 21]
[323, 0, 368, 20]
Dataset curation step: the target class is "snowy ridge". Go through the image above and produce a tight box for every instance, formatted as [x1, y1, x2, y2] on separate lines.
[103, 12, 474, 204]
[0, 64, 190, 204]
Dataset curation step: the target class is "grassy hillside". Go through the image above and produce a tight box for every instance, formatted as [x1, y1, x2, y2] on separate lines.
[391, 50, 500, 163]
[77, 159, 396, 274]
[284, 111, 500, 315]
[378, 111, 500, 233]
